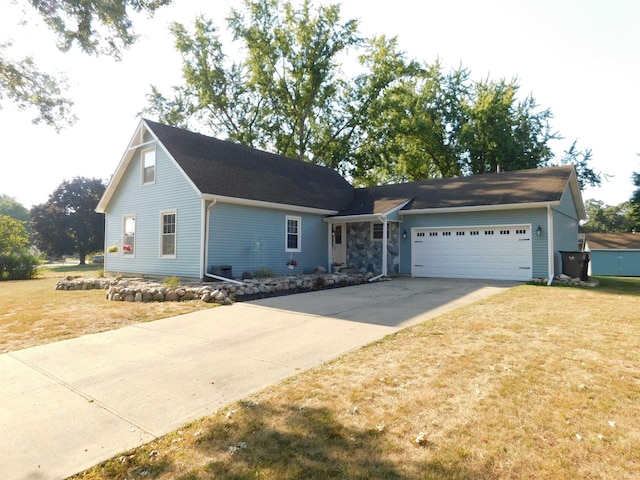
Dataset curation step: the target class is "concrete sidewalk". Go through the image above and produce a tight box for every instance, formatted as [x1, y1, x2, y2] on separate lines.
[0, 278, 515, 480]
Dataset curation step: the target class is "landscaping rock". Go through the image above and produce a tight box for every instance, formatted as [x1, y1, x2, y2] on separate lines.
[55, 271, 376, 305]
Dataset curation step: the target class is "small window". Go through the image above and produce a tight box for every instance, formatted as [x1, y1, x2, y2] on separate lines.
[286, 216, 301, 252]
[470, 231, 479, 236]
[500, 230, 511, 235]
[429, 232, 438, 237]
[485, 230, 494, 235]
[142, 148, 156, 185]
[161, 211, 176, 257]
[516, 229, 527, 235]
[123, 215, 135, 256]
[456, 231, 465, 236]
[371, 223, 388, 241]
[334, 225, 342, 245]
[417, 232, 425, 237]
[443, 231, 451, 236]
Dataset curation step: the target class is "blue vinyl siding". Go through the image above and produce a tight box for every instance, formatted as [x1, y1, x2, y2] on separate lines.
[399, 208, 549, 277]
[590, 250, 640, 276]
[552, 187, 581, 274]
[104, 143, 202, 278]
[207, 203, 328, 276]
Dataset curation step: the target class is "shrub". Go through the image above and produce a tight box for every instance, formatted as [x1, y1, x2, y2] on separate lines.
[163, 276, 181, 289]
[254, 268, 276, 278]
[0, 252, 42, 280]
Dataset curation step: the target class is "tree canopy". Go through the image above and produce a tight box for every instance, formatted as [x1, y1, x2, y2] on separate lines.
[631, 170, 640, 226]
[0, 215, 30, 254]
[0, 194, 30, 223]
[1, 0, 171, 130]
[145, 0, 601, 189]
[30, 177, 106, 264]
[581, 199, 638, 233]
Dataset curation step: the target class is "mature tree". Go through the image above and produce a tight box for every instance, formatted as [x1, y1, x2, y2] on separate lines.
[145, 0, 601, 189]
[1, 0, 171, 129]
[147, 0, 360, 163]
[0, 194, 30, 223]
[0, 215, 30, 254]
[581, 199, 637, 233]
[0, 43, 76, 132]
[30, 177, 106, 264]
[631, 170, 640, 225]
[460, 79, 556, 176]
[556, 141, 601, 189]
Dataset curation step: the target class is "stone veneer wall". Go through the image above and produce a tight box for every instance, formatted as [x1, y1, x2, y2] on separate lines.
[346, 222, 400, 274]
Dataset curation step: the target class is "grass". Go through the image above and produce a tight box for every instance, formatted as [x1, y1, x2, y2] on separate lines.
[69, 277, 640, 480]
[0, 263, 217, 353]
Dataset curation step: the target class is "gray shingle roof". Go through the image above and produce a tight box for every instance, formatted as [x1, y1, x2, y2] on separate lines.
[144, 120, 578, 217]
[338, 165, 577, 216]
[146, 119, 354, 212]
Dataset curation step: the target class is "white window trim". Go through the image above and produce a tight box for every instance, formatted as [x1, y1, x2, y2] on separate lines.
[160, 210, 177, 259]
[285, 215, 301, 253]
[122, 214, 136, 258]
[371, 223, 388, 241]
[141, 147, 156, 186]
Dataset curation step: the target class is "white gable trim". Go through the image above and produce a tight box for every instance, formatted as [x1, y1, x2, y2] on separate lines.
[96, 119, 202, 213]
[324, 200, 411, 223]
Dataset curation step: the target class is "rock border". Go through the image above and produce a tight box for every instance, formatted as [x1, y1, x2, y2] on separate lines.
[55, 271, 380, 305]
[530, 273, 599, 287]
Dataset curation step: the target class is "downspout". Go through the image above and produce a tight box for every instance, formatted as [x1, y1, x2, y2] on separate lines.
[203, 199, 245, 286]
[546, 205, 555, 286]
[369, 215, 388, 282]
[327, 221, 333, 272]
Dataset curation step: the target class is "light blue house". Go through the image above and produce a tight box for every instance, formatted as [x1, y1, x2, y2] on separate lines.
[97, 119, 586, 282]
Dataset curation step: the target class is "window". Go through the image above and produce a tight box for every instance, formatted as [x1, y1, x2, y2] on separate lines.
[161, 211, 176, 257]
[142, 148, 156, 185]
[371, 223, 389, 241]
[334, 225, 342, 245]
[286, 216, 301, 252]
[123, 215, 135, 256]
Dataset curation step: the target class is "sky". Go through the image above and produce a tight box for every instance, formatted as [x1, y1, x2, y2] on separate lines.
[0, 0, 638, 210]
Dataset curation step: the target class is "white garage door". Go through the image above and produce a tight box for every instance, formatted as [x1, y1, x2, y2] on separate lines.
[412, 225, 533, 281]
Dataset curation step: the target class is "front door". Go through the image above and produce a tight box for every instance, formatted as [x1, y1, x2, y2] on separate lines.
[332, 224, 347, 266]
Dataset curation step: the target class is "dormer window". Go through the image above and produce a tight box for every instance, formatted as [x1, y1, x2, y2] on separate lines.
[142, 148, 156, 185]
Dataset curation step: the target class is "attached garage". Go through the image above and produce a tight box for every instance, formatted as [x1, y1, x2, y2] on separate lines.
[412, 225, 533, 281]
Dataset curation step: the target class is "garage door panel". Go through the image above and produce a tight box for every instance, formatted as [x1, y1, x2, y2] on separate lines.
[412, 225, 532, 281]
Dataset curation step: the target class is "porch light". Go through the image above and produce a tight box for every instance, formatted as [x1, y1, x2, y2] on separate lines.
[536, 225, 542, 236]
[403, 229, 407, 239]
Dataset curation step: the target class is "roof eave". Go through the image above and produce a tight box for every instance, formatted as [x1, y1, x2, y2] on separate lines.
[202, 194, 338, 215]
[399, 201, 561, 215]
[325, 200, 411, 223]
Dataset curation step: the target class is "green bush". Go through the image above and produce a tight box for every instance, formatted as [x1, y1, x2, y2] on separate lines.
[163, 275, 181, 289]
[0, 252, 42, 280]
[254, 268, 276, 278]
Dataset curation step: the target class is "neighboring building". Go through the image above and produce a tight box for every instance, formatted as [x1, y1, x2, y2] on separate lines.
[96, 119, 586, 282]
[585, 233, 640, 277]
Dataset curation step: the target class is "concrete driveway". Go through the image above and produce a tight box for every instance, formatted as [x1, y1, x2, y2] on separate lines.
[0, 277, 516, 480]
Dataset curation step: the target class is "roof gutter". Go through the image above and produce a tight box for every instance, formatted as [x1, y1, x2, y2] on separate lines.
[400, 201, 560, 216]
[202, 194, 337, 215]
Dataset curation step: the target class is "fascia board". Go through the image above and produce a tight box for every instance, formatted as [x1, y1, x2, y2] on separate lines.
[202, 194, 338, 215]
[399, 201, 559, 216]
